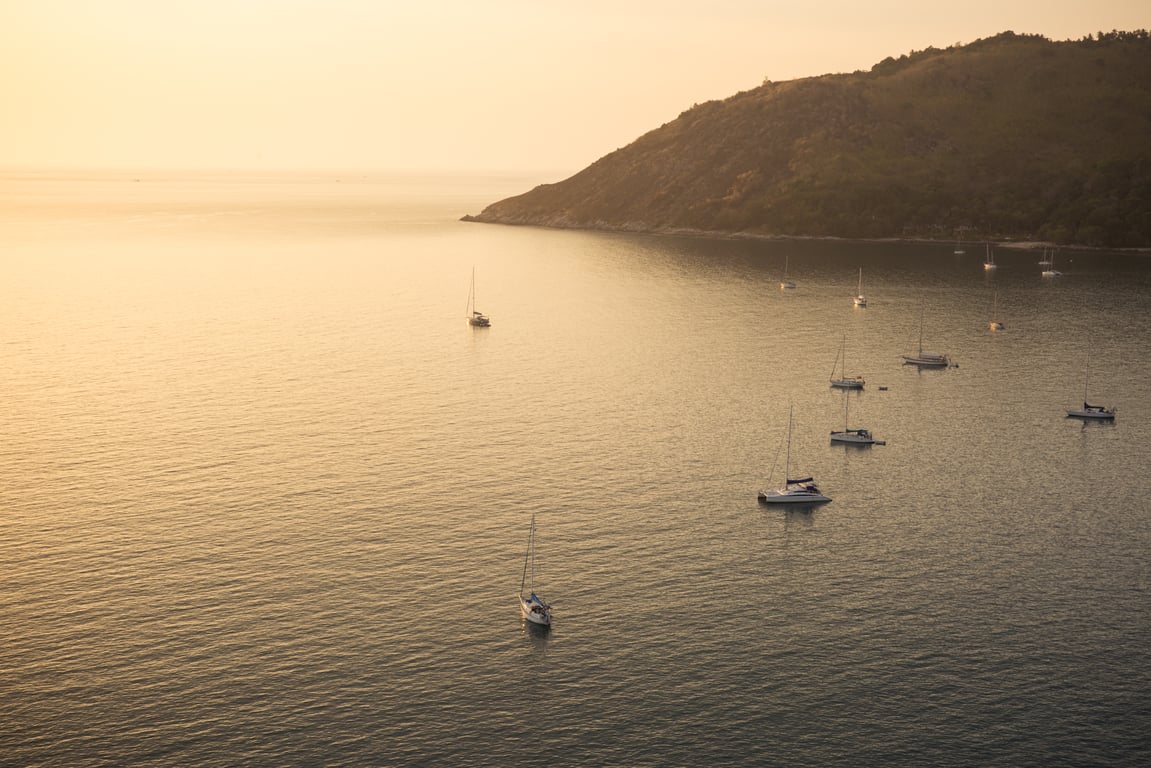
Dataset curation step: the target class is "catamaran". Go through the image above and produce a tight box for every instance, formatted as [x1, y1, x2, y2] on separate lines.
[466, 268, 490, 327]
[758, 406, 831, 504]
[518, 515, 552, 626]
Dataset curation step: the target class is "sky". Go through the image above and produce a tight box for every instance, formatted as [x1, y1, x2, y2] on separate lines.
[1, 1, 1147, 176]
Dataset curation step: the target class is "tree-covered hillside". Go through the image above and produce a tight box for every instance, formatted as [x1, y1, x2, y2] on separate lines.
[465, 32, 1151, 248]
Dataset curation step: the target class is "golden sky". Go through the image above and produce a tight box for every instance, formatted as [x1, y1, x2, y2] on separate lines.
[1, 1, 1146, 174]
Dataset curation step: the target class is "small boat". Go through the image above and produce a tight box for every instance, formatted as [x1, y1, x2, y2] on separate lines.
[830, 393, 883, 445]
[518, 515, 552, 626]
[983, 243, 998, 271]
[829, 334, 865, 389]
[954, 231, 966, 255]
[1042, 250, 1062, 277]
[466, 268, 490, 327]
[901, 304, 951, 367]
[1065, 354, 1115, 420]
[759, 406, 831, 504]
[1038, 247, 1053, 267]
[780, 255, 796, 290]
[853, 268, 867, 307]
[989, 291, 1004, 331]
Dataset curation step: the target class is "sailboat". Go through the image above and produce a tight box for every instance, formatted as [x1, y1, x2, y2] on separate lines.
[1065, 354, 1115, 420]
[758, 406, 831, 504]
[989, 291, 1004, 331]
[954, 231, 966, 255]
[466, 268, 490, 327]
[780, 255, 796, 290]
[518, 515, 552, 626]
[853, 268, 867, 307]
[830, 392, 884, 445]
[1042, 250, 1062, 277]
[829, 334, 865, 389]
[901, 304, 951, 367]
[1038, 247, 1053, 267]
[983, 243, 998, 270]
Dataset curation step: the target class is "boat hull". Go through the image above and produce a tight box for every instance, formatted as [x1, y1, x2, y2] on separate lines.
[519, 596, 551, 626]
[758, 488, 831, 504]
[1066, 409, 1115, 420]
[901, 355, 949, 367]
[830, 431, 875, 444]
[830, 378, 864, 389]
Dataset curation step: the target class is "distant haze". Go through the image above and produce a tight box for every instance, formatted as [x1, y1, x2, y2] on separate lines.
[2, 0, 1146, 177]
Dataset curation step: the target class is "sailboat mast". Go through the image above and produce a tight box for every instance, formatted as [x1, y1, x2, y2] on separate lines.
[1084, 353, 1090, 404]
[918, 305, 925, 355]
[785, 405, 793, 483]
[520, 516, 532, 598]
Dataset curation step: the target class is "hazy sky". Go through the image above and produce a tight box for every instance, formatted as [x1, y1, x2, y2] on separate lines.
[2, 1, 1146, 175]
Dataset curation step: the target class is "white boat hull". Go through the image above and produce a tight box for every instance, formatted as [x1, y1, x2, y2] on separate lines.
[830, 378, 864, 389]
[853, 296, 866, 307]
[901, 354, 950, 367]
[519, 595, 551, 626]
[758, 487, 831, 504]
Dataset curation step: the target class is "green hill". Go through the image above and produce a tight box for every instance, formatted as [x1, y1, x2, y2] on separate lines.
[464, 31, 1151, 248]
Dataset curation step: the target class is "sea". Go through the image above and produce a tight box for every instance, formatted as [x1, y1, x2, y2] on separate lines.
[2, 170, 1149, 767]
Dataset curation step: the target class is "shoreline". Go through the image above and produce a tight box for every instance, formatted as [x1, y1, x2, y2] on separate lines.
[460, 216, 1151, 255]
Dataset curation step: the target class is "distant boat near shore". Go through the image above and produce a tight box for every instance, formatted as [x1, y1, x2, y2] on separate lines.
[780, 255, 796, 290]
[466, 268, 490, 327]
[853, 268, 867, 307]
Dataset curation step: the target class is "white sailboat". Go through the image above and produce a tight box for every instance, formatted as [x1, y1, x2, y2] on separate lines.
[1042, 250, 1062, 277]
[518, 515, 552, 626]
[983, 243, 998, 270]
[758, 406, 831, 504]
[829, 334, 865, 389]
[954, 231, 966, 255]
[989, 291, 1004, 331]
[1065, 354, 1115, 420]
[830, 392, 884, 445]
[1038, 247, 1053, 267]
[901, 304, 951, 367]
[466, 268, 490, 327]
[780, 255, 796, 290]
[853, 268, 867, 307]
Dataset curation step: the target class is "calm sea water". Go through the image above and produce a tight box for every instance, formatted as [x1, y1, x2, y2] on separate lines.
[2, 171, 1149, 767]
